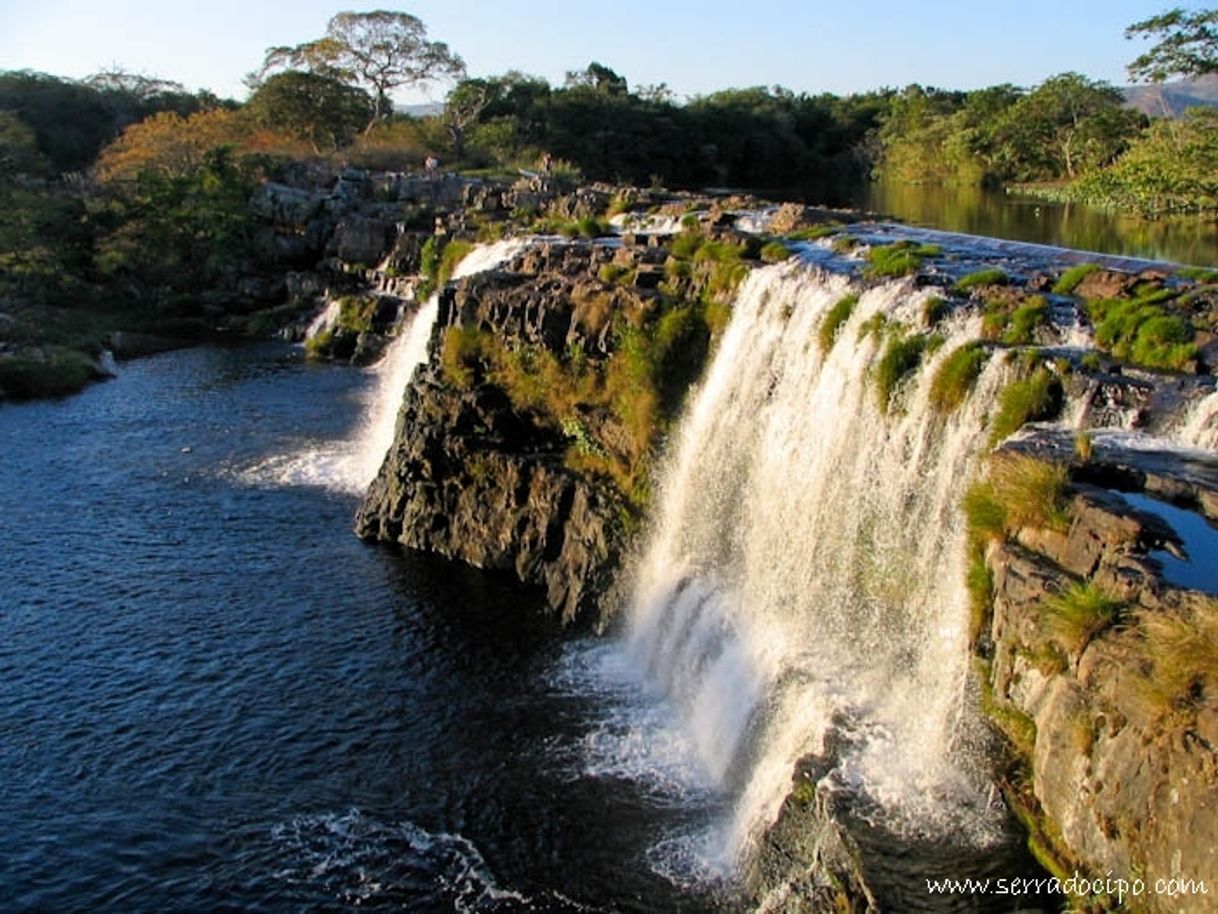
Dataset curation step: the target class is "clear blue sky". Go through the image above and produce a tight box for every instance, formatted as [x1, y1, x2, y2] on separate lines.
[0, 0, 1199, 103]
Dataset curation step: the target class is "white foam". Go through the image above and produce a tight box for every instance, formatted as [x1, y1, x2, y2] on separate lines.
[589, 262, 1010, 881]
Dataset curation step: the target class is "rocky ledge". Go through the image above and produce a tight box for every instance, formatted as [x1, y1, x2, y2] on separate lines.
[974, 428, 1218, 912]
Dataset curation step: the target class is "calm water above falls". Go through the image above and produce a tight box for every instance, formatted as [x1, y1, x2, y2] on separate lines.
[816, 180, 1218, 267]
[0, 343, 731, 913]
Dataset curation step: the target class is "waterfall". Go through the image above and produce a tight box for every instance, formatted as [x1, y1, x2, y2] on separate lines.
[1177, 388, 1218, 451]
[305, 297, 342, 340]
[612, 260, 1013, 874]
[243, 238, 527, 493]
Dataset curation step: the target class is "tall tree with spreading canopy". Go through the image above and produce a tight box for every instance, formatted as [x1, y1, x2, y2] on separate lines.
[255, 10, 464, 131]
[1126, 7, 1218, 83]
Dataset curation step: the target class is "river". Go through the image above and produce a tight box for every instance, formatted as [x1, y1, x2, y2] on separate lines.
[802, 180, 1218, 267]
[0, 343, 732, 912]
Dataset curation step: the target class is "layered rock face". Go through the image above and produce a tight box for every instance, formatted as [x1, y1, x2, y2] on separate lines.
[979, 430, 1218, 911]
[355, 244, 645, 625]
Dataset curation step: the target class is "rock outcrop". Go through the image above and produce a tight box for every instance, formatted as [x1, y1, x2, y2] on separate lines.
[355, 243, 653, 625]
[977, 430, 1218, 912]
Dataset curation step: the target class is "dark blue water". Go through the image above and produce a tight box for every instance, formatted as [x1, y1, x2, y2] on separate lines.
[0, 344, 730, 912]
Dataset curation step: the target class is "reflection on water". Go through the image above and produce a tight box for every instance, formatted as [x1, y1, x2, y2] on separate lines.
[854, 181, 1218, 268]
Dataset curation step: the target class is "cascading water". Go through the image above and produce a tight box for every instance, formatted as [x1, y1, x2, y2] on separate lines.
[578, 259, 1020, 883]
[304, 297, 341, 341]
[243, 238, 528, 493]
[1178, 388, 1218, 451]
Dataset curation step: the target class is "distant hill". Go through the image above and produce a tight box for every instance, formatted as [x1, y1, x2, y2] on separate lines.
[1123, 74, 1218, 116]
[396, 102, 444, 118]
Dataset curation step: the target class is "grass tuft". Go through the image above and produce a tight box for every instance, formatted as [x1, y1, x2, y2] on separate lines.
[989, 367, 1062, 444]
[929, 342, 989, 413]
[1052, 263, 1100, 295]
[954, 267, 1008, 294]
[818, 294, 858, 354]
[1042, 581, 1125, 656]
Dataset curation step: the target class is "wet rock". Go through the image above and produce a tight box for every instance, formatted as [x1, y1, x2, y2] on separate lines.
[1073, 269, 1138, 301]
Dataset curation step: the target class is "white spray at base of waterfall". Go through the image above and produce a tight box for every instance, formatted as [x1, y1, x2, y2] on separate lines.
[240, 238, 529, 494]
[563, 261, 1015, 882]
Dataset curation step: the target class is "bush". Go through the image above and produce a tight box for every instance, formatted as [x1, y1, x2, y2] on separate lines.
[989, 367, 1062, 443]
[1088, 296, 1197, 371]
[818, 294, 858, 354]
[929, 342, 989, 413]
[1052, 263, 1099, 295]
[953, 267, 1008, 294]
[0, 349, 96, 398]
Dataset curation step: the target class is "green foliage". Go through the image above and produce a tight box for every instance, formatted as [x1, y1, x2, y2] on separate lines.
[1087, 295, 1197, 370]
[989, 367, 1062, 443]
[874, 333, 927, 412]
[1042, 581, 1125, 656]
[1130, 602, 1218, 719]
[1052, 263, 1099, 295]
[437, 239, 474, 287]
[818, 294, 858, 354]
[256, 11, 465, 131]
[670, 230, 702, 259]
[1002, 295, 1049, 345]
[93, 145, 256, 303]
[969, 452, 1071, 538]
[863, 241, 940, 278]
[304, 329, 334, 359]
[787, 224, 840, 241]
[1056, 109, 1218, 216]
[953, 267, 1008, 294]
[929, 342, 989, 412]
[1126, 8, 1218, 83]
[598, 263, 635, 285]
[245, 70, 373, 152]
[760, 241, 791, 263]
[437, 297, 713, 507]
[0, 348, 96, 398]
[921, 296, 949, 325]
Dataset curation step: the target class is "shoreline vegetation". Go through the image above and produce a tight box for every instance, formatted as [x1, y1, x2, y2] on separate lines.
[5, 8, 1218, 398]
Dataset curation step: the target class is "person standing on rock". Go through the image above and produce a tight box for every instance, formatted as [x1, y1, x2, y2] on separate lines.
[424, 155, 439, 179]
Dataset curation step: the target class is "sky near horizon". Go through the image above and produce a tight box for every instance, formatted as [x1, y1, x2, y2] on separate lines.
[0, 0, 1201, 104]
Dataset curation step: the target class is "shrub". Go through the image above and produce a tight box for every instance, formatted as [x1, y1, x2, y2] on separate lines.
[1052, 263, 1100, 295]
[989, 367, 1062, 443]
[0, 349, 95, 398]
[818, 294, 858, 354]
[874, 333, 927, 412]
[1042, 581, 1125, 656]
[953, 267, 1008, 294]
[760, 241, 791, 263]
[929, 342, 989, 413]
[1088, 296, 1196, 370]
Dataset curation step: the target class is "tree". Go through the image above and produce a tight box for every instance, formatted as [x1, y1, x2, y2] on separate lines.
[996, 73, 1143, 179]
[256, 10, 464, 132]
[1126, 7, 1218, 83]
[443, 78, 493, 160]
[246, 71, 372, 152]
